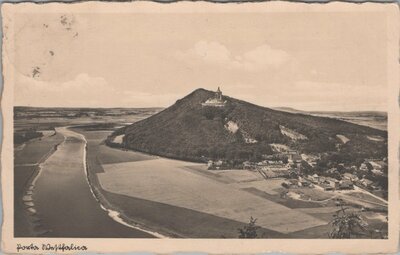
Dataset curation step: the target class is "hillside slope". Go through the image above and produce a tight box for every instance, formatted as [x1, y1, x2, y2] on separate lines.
[112, 89, 387, 163]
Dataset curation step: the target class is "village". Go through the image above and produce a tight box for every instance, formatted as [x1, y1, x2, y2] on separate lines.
[207, 150, 388, 201]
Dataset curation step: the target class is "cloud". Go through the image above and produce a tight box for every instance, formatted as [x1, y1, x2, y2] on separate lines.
[188, 41, 232, 65]
[15, 73, 181, 107]
[175, 41, 290, 72]
[239, 44, 290, 70]
[15, 73, 113, 106]
[60, 73, 108, 90]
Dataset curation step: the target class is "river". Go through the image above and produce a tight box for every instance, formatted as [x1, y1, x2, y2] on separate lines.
[32, 127, 154, 237]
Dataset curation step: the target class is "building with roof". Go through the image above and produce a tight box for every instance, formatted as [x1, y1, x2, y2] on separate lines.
[339, 180, 354, 190]
[343, 173, 358, 182]
[201, 87, 227, 107]
[326, 177, 340, 189]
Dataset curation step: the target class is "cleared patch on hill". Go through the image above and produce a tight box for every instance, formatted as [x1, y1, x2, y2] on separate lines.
[367, 135, 385, 142]
[336, 134, 350, 144]
[224, 121, 239, 134]
[279, 125, 307, 140]
[270, 143, 290, 152]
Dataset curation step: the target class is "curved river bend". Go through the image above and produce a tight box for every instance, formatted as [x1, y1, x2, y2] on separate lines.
[32, 127, 155, 238]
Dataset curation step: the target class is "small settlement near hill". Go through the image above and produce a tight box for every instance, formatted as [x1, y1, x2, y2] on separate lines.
[203, 88, 388, 201]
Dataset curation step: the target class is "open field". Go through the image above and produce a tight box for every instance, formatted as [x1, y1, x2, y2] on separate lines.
[215, 170, 264, 183]
[101, 190, 285, 238]
[288, 188, 335, 201]
[78, 130, 287, 237]
[234, 179, 285, 195]
[80, 129, 387, 237]
[14, 132, 64, 165]
[98, 145, 157, 165]
[74, 129, 158, 170]
[241, 187, 328, 209]
[72, 129, 157, 165]
[343, 191, 387, 205]
[98, 158, 327, 234]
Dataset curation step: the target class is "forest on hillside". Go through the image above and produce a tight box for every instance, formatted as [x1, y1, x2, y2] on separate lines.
[111, 89, 387, 165]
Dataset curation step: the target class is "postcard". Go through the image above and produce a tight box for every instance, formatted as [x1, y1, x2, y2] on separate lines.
[1, 1, 399, 254]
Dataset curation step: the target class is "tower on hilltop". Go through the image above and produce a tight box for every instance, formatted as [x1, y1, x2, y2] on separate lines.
[201, 87, 226, 107]
[216, 87, 222, 100]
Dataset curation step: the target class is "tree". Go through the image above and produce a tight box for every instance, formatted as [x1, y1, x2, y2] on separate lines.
[329, 201, 368, 238]
[300, 160, 313, 175]
[365, 162, 374, 172]
[238, 216, 260, 238]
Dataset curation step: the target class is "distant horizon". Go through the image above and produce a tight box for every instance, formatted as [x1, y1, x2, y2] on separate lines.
[13, 105, 387, 114]
[13, 87, 387, 113]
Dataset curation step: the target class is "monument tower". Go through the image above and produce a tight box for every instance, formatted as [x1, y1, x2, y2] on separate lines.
[201, 87, 226, 107]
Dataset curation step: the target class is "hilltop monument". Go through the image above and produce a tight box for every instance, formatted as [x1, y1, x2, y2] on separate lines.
[201, 87, 227, 107]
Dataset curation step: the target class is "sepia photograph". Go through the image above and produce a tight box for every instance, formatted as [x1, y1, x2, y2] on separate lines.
[1, 1, 399, 254]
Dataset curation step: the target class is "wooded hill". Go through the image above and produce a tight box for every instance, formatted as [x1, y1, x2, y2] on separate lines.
[112, 89, 387, 163]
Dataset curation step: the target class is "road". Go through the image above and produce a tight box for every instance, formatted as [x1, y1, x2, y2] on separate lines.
[31, 127, 155, 237]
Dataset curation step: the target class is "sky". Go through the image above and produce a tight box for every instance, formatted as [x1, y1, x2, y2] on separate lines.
[7, 6, 389, 111]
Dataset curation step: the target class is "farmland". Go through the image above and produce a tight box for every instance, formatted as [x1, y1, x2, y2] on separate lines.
[77, 129, 328, 237]
[98, 158, 327, 234]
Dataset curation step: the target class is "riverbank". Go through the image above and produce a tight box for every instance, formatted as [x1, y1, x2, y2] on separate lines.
[27, 127, 154, 237]
[80, 134, 168, 238]
[14, 132, 64, 237]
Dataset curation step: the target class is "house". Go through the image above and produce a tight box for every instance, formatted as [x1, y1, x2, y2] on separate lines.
[301, 154, 319, 166]
[327, 168, 339, 174]
[243, 161, 254, 170]
[215, 160, 223, 166]
[208, 160, 225, 170]
[288, 153, 302, 164]
[298, 180, 311, 187]
[288, 170, 299, 178]
[359, 163, 369, 172]
[317, 176, 327, 184]
[372, 169, 384, 176]
[281, 181, 292, 189]
[343, 173, 358, 182]
[339, 180, 354, 190]
[360, 178, 374, 188]
[322, 184, 334, 191]
[306, 174, 319, 183]
[264, 164, 289, 171]
[368, 161, 383, 170]
[326, 177, 340, 189]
